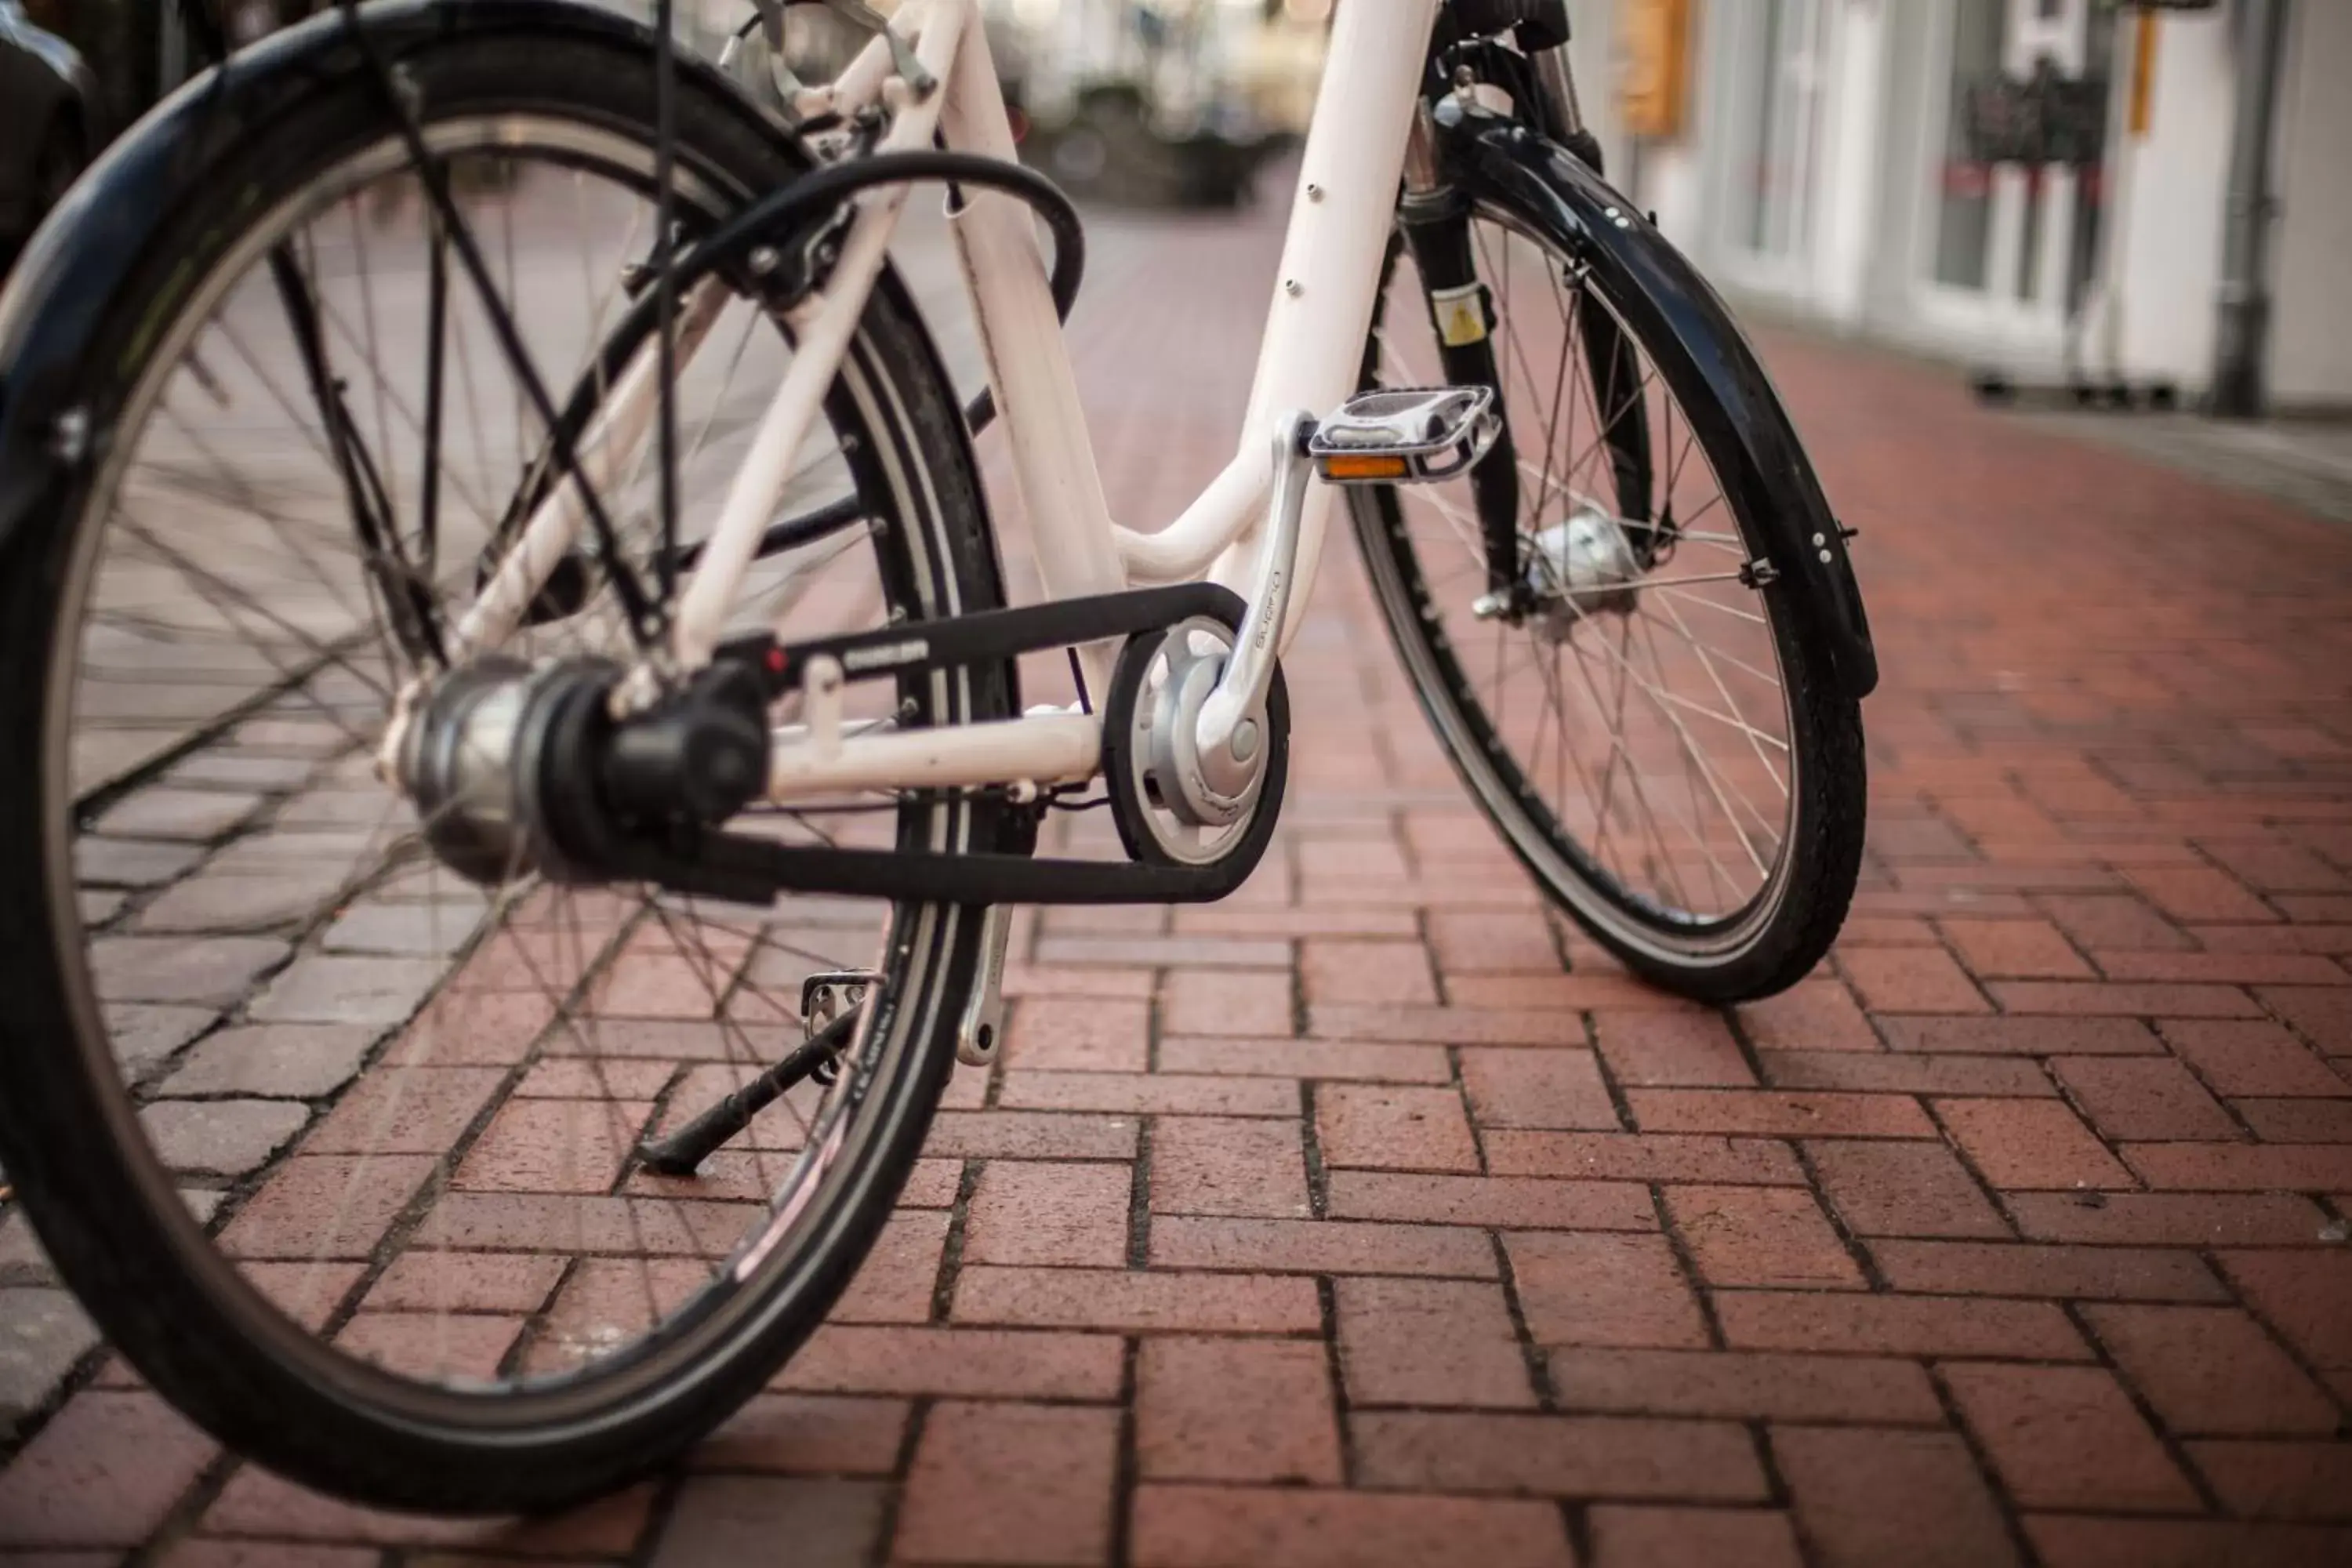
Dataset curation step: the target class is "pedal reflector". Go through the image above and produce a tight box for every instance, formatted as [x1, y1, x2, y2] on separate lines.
[1322, 453, 1411, 481]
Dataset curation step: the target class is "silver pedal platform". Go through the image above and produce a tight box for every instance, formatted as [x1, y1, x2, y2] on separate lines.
[1309, 387, 1498, 485]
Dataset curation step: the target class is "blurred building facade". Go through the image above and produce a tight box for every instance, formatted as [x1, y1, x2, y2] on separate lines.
[1577, 0, 2352, 413]
[34, 0, 2345, 412]
[983, 0, 1327, 138]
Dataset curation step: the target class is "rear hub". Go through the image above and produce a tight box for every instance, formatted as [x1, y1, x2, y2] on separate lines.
[394, 658, 770, 887]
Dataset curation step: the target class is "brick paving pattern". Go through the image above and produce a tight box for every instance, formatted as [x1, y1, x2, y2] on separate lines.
[5, 180, 2352, 1566]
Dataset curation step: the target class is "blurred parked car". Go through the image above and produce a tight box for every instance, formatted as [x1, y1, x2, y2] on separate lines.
[0, 0, 100, 268]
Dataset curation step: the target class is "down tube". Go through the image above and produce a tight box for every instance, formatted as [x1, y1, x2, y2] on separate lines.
[1215, 0, 1442, 641]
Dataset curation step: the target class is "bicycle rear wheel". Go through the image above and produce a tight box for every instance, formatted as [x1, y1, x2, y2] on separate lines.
[0, 18, 1007, 1511]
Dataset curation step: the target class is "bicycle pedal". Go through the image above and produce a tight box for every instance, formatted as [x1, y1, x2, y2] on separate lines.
[1309, 387, 1499, 485]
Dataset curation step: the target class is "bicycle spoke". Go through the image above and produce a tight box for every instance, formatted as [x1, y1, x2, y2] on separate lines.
[1567, 616, 1722, 899]
[418, 185, 452, 582]
[1580, 614, 1774, 876]
[345, 191, 405, 531]
[1645, 594, 1791, 786]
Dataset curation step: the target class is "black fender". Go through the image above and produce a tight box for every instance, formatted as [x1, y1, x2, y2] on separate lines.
[0, 0, 797, 570]
[1446, 116, 1879, 699]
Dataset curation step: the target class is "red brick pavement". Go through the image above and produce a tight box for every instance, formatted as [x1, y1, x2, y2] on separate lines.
[8, 189, 2352, 1565]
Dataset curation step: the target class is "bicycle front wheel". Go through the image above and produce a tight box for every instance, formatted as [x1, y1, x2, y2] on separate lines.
[1354, 194, 1865, 1001]
[0, 16, 1007, 1512]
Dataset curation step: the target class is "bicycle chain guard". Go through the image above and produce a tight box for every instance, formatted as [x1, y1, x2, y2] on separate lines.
[423, 585, 1290, 910]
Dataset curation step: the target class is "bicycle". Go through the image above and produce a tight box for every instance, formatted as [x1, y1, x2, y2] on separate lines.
[0, 0, 1875, 1512]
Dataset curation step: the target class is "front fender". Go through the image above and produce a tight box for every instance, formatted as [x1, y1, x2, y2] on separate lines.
[1449, 118, 1879, 699]
[0, 0, 771, 569]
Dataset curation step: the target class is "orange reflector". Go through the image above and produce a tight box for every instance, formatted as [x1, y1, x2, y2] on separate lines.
[1321, 454, 1410, 481]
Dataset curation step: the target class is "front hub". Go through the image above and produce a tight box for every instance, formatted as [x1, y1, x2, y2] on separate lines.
[1472, 503, 1646, 639]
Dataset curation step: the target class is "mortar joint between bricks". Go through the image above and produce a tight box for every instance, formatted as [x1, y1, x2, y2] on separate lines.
[72, 695, 343, 833]
[2038, 1051, 2150, 1172]
[2154, 1024, 2271, 1145]
[1715, 1002, 1774, 1091]
[2197, 1239, 2352, 1433]
[1788, 1139, 1887, 1291]
[1106, 1340, 1142, 1568]
[1288, 950, 1308, 1040]
[1646, 1183, 1730, 1350]
[887, 1391, 931, 1479]
[1543, 907, 1574, 975]
[1126, 1120, 1153, 1271]
[1916, 1096, 2030, 1244]
[1489, 1229, 1557, 1412]
[1922, 1357, 2053, 1565]
[1443, 1042, 1497, 1180]
[1416, 905, 1449, 1008]
[1584, 1015, 1640, 1134]
[1385, 804, 1420, 880]
[2060, 1297, 2227, 1517]
[0, 1208, 176, 1469]
[2245, 987, 2345, 1102]
[1145, 960, 1165, 1077]
[1298, 1080, 1333, 1221]
[1559, 1500, 1593, 1566]
[1746, 1414, 1795, 1510]
[285, 1011, 558, 1372]
[1313, 1274, 1359, 1490]
[860, 1394, 932, 1565]
[104, 1435, 244, 1568]
[615, 1465, 689, 1568]
[929, 1158, 985, 1323]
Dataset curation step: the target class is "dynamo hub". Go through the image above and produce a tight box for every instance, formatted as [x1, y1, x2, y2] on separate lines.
[1475, 502, 1647, 640]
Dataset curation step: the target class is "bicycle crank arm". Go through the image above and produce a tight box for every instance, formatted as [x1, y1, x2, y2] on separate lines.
[1192, 391, 1499, 764]
[1193, 410, 1313, 764]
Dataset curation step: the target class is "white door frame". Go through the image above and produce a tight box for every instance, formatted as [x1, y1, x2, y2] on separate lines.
[1699, 0, 1831, 302]
[1900, 0, 2096, 367]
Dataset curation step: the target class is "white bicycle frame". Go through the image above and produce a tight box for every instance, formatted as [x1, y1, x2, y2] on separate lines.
[448, 0, 1444, 804]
